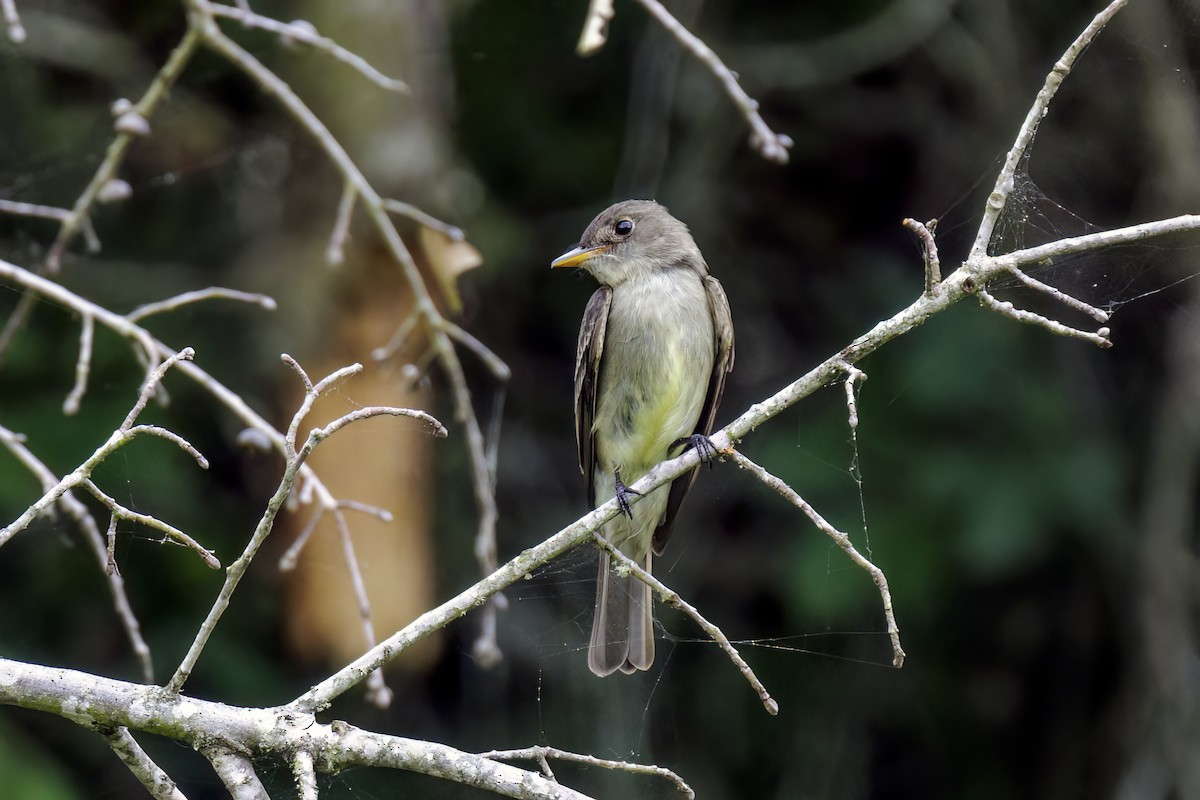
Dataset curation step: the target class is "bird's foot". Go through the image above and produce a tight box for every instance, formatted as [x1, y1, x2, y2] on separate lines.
[613, 469, 641, 519]
[675, 433, 719, 468]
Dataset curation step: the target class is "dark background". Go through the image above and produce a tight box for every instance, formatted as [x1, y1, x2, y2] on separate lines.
[3, 0, 1200, 797]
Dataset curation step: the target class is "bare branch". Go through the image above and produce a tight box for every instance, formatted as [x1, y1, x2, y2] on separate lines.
[205, 747, 269, 800]
[127, 288, 277, 323]
[0, 426, 153, 680]
[902, 217, 941, 294]
[629, 0, 792, 163]
[0, 260, 356, 572]
[292, 749, 318, 800]
[370, 312, 420, 363]
[303, 406, 448, 452]
[994, 214, 1200, 271]
[382, 199, 465, 242]
[337, 499, 393, 522]
[727, 449, 905, 668]
[1, 658, 595, 800]
[189, 5, 511, 668]
[841, 362, 867, 430]
[98, 726, 188, 800]
[63, 313, 95, 414]
[44, 27, 204, 273]
[594, 533, 778, 715]
[83, 480, 221, 571]
[1007, 265, 1110, 323]
[121, 347, 196, 429]
[0, 198, 72, 224]
[278, 507, 324, 572]
[978, 289, 1112, 348]
[575, 0, 615, 55]
[0, 348, 209, 552]
[330, 506, 391, 709]
[1, 0, 24, 43]
[970, 0, 1130, 260]
[481, 746, 695, 799]
[128, 425, 210, 468]
[326, 179, 356, 266]
[167, 362, 445, 696]
[207, 4, 409, 93]
[445, 321, 513, 383]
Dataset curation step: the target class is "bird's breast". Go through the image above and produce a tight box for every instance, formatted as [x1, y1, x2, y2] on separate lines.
[593, 269, 715, 476]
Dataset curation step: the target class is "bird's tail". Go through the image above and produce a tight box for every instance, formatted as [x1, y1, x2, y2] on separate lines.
[588, 550, 654, 676]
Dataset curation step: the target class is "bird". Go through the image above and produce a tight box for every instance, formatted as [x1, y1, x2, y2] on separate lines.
[551, 199, 734, 676]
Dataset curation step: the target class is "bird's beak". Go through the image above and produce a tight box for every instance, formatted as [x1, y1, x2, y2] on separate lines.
[550, 244, 609, 268]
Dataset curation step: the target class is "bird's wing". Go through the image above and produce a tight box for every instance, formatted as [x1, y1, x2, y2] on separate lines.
[575, 286, 612, 509]
[653, 275, 735, 555]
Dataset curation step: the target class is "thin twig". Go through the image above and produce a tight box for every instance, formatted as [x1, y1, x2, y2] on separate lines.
[45, 28, 203, 273]
[902, 217, 942, 294]
[0, 0, 23, 43]
[370, 312, 421, 363]
[593, 532, 779, 715]
[127, 288, 277, 322]
[382, 199, 464, 242]
[0, 426, 153, 680]
[0, 198, 71, 223]
[326, 179, 356, 266]
[305, 405, 447, 447]
[330, 507, 392, 709]
[994, 214, 1200, 271]
[841, 362, 867, 430]
[444, 321, 513, 382]
[1007, 265, 1110, 323]
[64, 313, 95, 414]
[727, 449, 905, 668]
[192, 8, 509, 670]
[337, 499, 393, 521]
[121, 348, 196, 428]
[970, 0, 1130, 259]
[0, 258, 351, 552]
[128, 425, 210, 467]
[0, 198, 99, 251]
[83, 480, 221, 570]
[629, 0, 792, 164]
[481, 746, 695, 799]
[575, 0, 615, 55]
[207, 4, 409, 93]
[278, 507, 325, 571]
[977, 288, 1112, 348]
[98, 726, 188, 800]
[0, 349, 210, 554]
[167, 360, 445, 696]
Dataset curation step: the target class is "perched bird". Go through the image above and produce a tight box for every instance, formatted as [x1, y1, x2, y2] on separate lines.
[551, 200, 734, 676]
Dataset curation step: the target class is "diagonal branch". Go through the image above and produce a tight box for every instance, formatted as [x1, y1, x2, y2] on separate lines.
[970, 0, 1131, 259]
[166, 359, 445, 695]
[98, 726, 188, 800]
[0, 426, 153, 681]
[189, 0, 507, 667]
[628, 0, 792, 164]
[593, 533, 779, 715]
[726, 449, 905, 668]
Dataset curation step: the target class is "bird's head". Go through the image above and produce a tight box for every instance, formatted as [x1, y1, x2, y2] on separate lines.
[551, 200, 707, 286]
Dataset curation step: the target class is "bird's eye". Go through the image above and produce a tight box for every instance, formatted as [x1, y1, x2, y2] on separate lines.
[614, 219, 634, 236]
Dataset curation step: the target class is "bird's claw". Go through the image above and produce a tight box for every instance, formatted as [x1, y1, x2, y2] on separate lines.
[676, 433, 719, 468]
[613, 469, 641, 519]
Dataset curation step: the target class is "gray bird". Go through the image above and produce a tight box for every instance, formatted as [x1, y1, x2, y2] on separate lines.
[551, 200, 735, 676]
